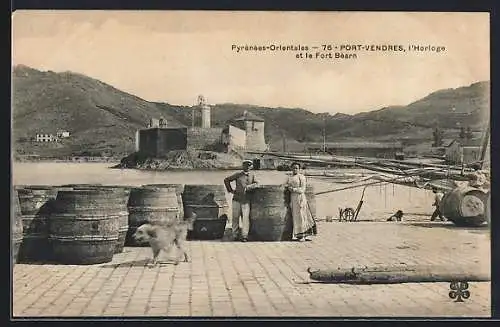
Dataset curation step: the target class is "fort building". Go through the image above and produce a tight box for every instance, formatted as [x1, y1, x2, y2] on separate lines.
[135, 99, 268, 157]
[223, 111, 267, 152]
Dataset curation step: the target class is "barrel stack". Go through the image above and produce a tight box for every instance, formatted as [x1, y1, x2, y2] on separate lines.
[182, 185, 229, 240]
[143, 184, 185, 220]
[249, 185, 292, 241]
[439, 186, 489, 227]
[16, 186, 58, 262]
[49, 189, 122, 264]
[71, 185, 132, 253]
[12, 189, 24, 264]
[126, 186, 180, 246]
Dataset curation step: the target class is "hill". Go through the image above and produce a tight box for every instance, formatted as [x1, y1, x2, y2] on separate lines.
[12, 65, 185, 157]
[11, 65, 490, 157]
[208, 81, 489, 147]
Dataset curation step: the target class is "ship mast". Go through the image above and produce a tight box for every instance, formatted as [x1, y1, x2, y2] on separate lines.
[479, 118, 490, 169]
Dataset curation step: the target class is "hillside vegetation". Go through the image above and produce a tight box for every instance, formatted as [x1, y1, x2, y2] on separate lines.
[12, 65, 489, 157]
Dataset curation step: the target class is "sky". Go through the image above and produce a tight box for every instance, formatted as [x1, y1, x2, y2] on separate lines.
[12, 11, 490, 114]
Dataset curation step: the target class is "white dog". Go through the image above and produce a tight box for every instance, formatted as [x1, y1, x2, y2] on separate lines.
[133, 217, 194, 266]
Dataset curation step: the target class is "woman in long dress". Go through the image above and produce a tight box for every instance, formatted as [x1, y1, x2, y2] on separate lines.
[284, 162, 316, 241]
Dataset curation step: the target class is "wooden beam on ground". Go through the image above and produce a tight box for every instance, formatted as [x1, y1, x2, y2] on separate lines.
[307, 266, 490, 284]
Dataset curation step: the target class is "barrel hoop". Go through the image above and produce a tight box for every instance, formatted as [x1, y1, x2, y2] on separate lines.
[22, 234, 47, 239]
[194, 217, 229, 221]
[22, 215, 48, 219]
[127, 206, 179, 212]
[49, 236, 119, 241]
[118, 226, 129, 232]
[50, 213, 125, 219]
[185, 204, 229, 208]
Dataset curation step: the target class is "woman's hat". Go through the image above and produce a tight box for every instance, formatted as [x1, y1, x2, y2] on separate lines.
[243, 159, 253, 165]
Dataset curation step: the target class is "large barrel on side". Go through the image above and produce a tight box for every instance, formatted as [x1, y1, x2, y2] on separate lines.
[12, 190, 23, 264]
[249, 185, 292, 241]
[49, 189, 123, 264]
[127, 187, 180, 246]
[16, 186, 58, 262]
[72, 185, 132, 254]
[143, 184, 184, 219]
[439, 186, 488, 227]
[182, 185, 229, 240]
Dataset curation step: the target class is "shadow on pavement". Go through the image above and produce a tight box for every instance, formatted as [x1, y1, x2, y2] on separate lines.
[407, 221, 489, 232]
[99, 258, 180, 268]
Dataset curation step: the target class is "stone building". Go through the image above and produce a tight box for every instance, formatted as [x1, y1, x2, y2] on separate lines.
[36, 133, 57, 142]
[56, 130, 70, 138]
[136, 105, 268, 157]
[445, 139, 483, 165]
[136, 100, 223, 157]
[221, 125, 246, 153]
[221, 111, 267, 152]
[136, 126, 224, 157]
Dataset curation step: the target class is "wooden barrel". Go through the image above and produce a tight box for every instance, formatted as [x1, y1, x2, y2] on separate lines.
[126, 187, 180, 246]
[305, 184, 317, 219]
[49, 189, 123, 264]
[182, 184, 229, 219]
[17, 186, 58, 262]
[143, 184, 184, 219]
[182, 185, 229, 240]
[12, 190, 23, 264]
[249, 185, 292, 241]
[17, 186, 58, 215]
[71, 185, 132, 254]
[305, 184, 318, 235]
[60, 183, 103, 188]
[439, 186, 488, 227]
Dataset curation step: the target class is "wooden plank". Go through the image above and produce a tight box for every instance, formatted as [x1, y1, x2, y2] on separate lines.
[307, 266, 490, 284]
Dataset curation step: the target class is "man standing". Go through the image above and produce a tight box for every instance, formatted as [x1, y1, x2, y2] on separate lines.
[431, 187, 446, 221]
[224, 160, 259, 242]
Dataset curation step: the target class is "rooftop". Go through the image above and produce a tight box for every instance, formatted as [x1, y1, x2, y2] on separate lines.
[232, 110, 265, 122]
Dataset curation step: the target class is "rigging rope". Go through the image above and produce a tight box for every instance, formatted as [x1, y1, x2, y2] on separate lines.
[314, 168, 441, 196]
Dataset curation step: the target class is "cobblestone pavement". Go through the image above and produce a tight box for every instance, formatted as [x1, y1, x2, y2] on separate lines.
[12, 221, 491, 318]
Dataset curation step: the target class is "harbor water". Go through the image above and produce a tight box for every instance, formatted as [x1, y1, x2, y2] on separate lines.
[12, 162, 436, 222]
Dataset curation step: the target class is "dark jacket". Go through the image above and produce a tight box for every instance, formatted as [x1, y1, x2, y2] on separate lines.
[224, 171, 258, 203]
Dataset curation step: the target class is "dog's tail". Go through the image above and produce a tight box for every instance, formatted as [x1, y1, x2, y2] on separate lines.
[182, 211, 196, 230]
[184, 210, 196, 222]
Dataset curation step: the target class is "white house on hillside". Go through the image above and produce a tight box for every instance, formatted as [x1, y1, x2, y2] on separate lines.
[57, 130, 71, 138]
[36, 134, 57, 142]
